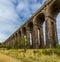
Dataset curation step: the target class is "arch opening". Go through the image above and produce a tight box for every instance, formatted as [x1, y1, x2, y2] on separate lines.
[18, 31, 21, 36]
[22, 27, 27, 45]
[35, 13, 46, 48]
[22, 27, 26, 37]
[18, 31, 21, 48]
[16, 33, 18, 39]
[27, 22, 33, 31]
[56, 13, 60, 44]
[27, 22, 33, 48]
[49, 1, 60, 45]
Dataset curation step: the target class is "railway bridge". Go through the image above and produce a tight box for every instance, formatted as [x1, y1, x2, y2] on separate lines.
[3, 0, 60, 48]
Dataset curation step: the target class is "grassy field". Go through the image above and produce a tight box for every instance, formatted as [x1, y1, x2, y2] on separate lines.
[0, 48, 60, 62]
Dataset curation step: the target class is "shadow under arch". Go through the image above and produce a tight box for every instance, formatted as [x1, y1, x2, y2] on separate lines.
[27, 22, 33, 31]
[22, 27, 26, 36]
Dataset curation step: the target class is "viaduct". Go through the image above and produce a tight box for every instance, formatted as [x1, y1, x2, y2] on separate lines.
[3, 0, 60, 48]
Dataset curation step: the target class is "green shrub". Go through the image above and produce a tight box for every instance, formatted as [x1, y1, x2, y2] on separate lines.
[0, 43, 2, 48]
[52, 49, 60, 55]
[37, 50, 42, 55]
[41, 49, 60, 55]
[13, 39, 18, 49]
[0, 45, 3, 48]
[42, 49, 53, 55]
[56, 44, 60, 49]
[6, 45, 11, 50]
[0, 42, 5, 48]
[3, 45, 6, 48]
[20, 36, 29, 57]
[20, 37, 28, 51]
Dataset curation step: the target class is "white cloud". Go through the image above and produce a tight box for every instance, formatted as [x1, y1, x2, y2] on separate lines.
[0, 33, 8, 42]
[0, 0, 20, 42]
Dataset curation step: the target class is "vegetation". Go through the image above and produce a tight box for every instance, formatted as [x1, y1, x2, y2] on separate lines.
[56, 44, 60, 49]
[20, 37, 28, 52]
[0, 48, 60, 62]
[0, 42, 3, 48]
[6, 44, 12, 50]
[0, 38, 60, 62]
[13, 39, 18, 49]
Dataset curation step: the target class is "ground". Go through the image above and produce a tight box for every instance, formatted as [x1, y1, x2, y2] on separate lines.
[0, 53, 21, 62]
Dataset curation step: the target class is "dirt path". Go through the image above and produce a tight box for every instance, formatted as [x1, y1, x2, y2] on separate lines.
[0, 53, 21, 62]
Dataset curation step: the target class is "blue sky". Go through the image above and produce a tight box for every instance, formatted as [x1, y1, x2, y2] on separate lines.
[0, 0, 60, 44]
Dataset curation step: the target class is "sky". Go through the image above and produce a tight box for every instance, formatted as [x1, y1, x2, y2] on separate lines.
[0, 0, 60, 44]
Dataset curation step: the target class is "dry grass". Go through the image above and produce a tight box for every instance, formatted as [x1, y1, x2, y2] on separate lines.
[0, 49, 60, 62]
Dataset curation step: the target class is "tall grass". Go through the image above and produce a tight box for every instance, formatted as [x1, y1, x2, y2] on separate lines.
[0, 48, 60, 62]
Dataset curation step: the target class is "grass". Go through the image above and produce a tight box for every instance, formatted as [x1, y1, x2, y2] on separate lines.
[0, 48, 60, 62]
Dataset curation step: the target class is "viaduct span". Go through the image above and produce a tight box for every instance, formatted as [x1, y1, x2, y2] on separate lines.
[3, 0, 60, 48]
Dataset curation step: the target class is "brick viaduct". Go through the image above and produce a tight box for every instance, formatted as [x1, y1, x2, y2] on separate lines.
[3, 0, 60, 48]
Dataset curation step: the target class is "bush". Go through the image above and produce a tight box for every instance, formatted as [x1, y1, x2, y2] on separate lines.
[0, 45, 3, 48]
[13, 39, 18, 49]
[3, 45, 6, 48]
[56, 44, 60, 49]
[0, 42, 4, 48]
[52, 49, 60, 55]
[42, 49, 53, 55]
[6, 45, 12, 50]
[20, 37, 28, 54]
[41, 49, 60, 55]
[21, 37, 28, 48]
[37, 50, 42, 55]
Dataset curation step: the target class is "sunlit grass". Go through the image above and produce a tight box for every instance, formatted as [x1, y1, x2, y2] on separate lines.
[0, 48, 60, 62]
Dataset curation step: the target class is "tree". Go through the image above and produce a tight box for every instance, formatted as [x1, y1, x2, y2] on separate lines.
[13, 39, 18, 49]
[20, 36, 28, 52]
[20, 36, 28, 57]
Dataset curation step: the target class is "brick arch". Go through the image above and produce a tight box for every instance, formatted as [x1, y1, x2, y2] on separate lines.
[48, 0, 60, 47]
[33, 13, 45, 48]
[27, 22, 33, 31]
[17, 30, 21, 48]
[35, 13, 45, 26]
[12, 34, 15, 39]
[26, 22, 34, 48]
[18, 30, 21, 37]
[22, 27, 26, 36]
[44, 0, 60, 47]
[46, 0, 60, 19]
[15, 33, 18, 38]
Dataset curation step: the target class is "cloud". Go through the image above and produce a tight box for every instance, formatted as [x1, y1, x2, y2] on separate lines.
[0, 33, 8, 42]
[16, 0, 46, 21]
[0, 0, 21, 42]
